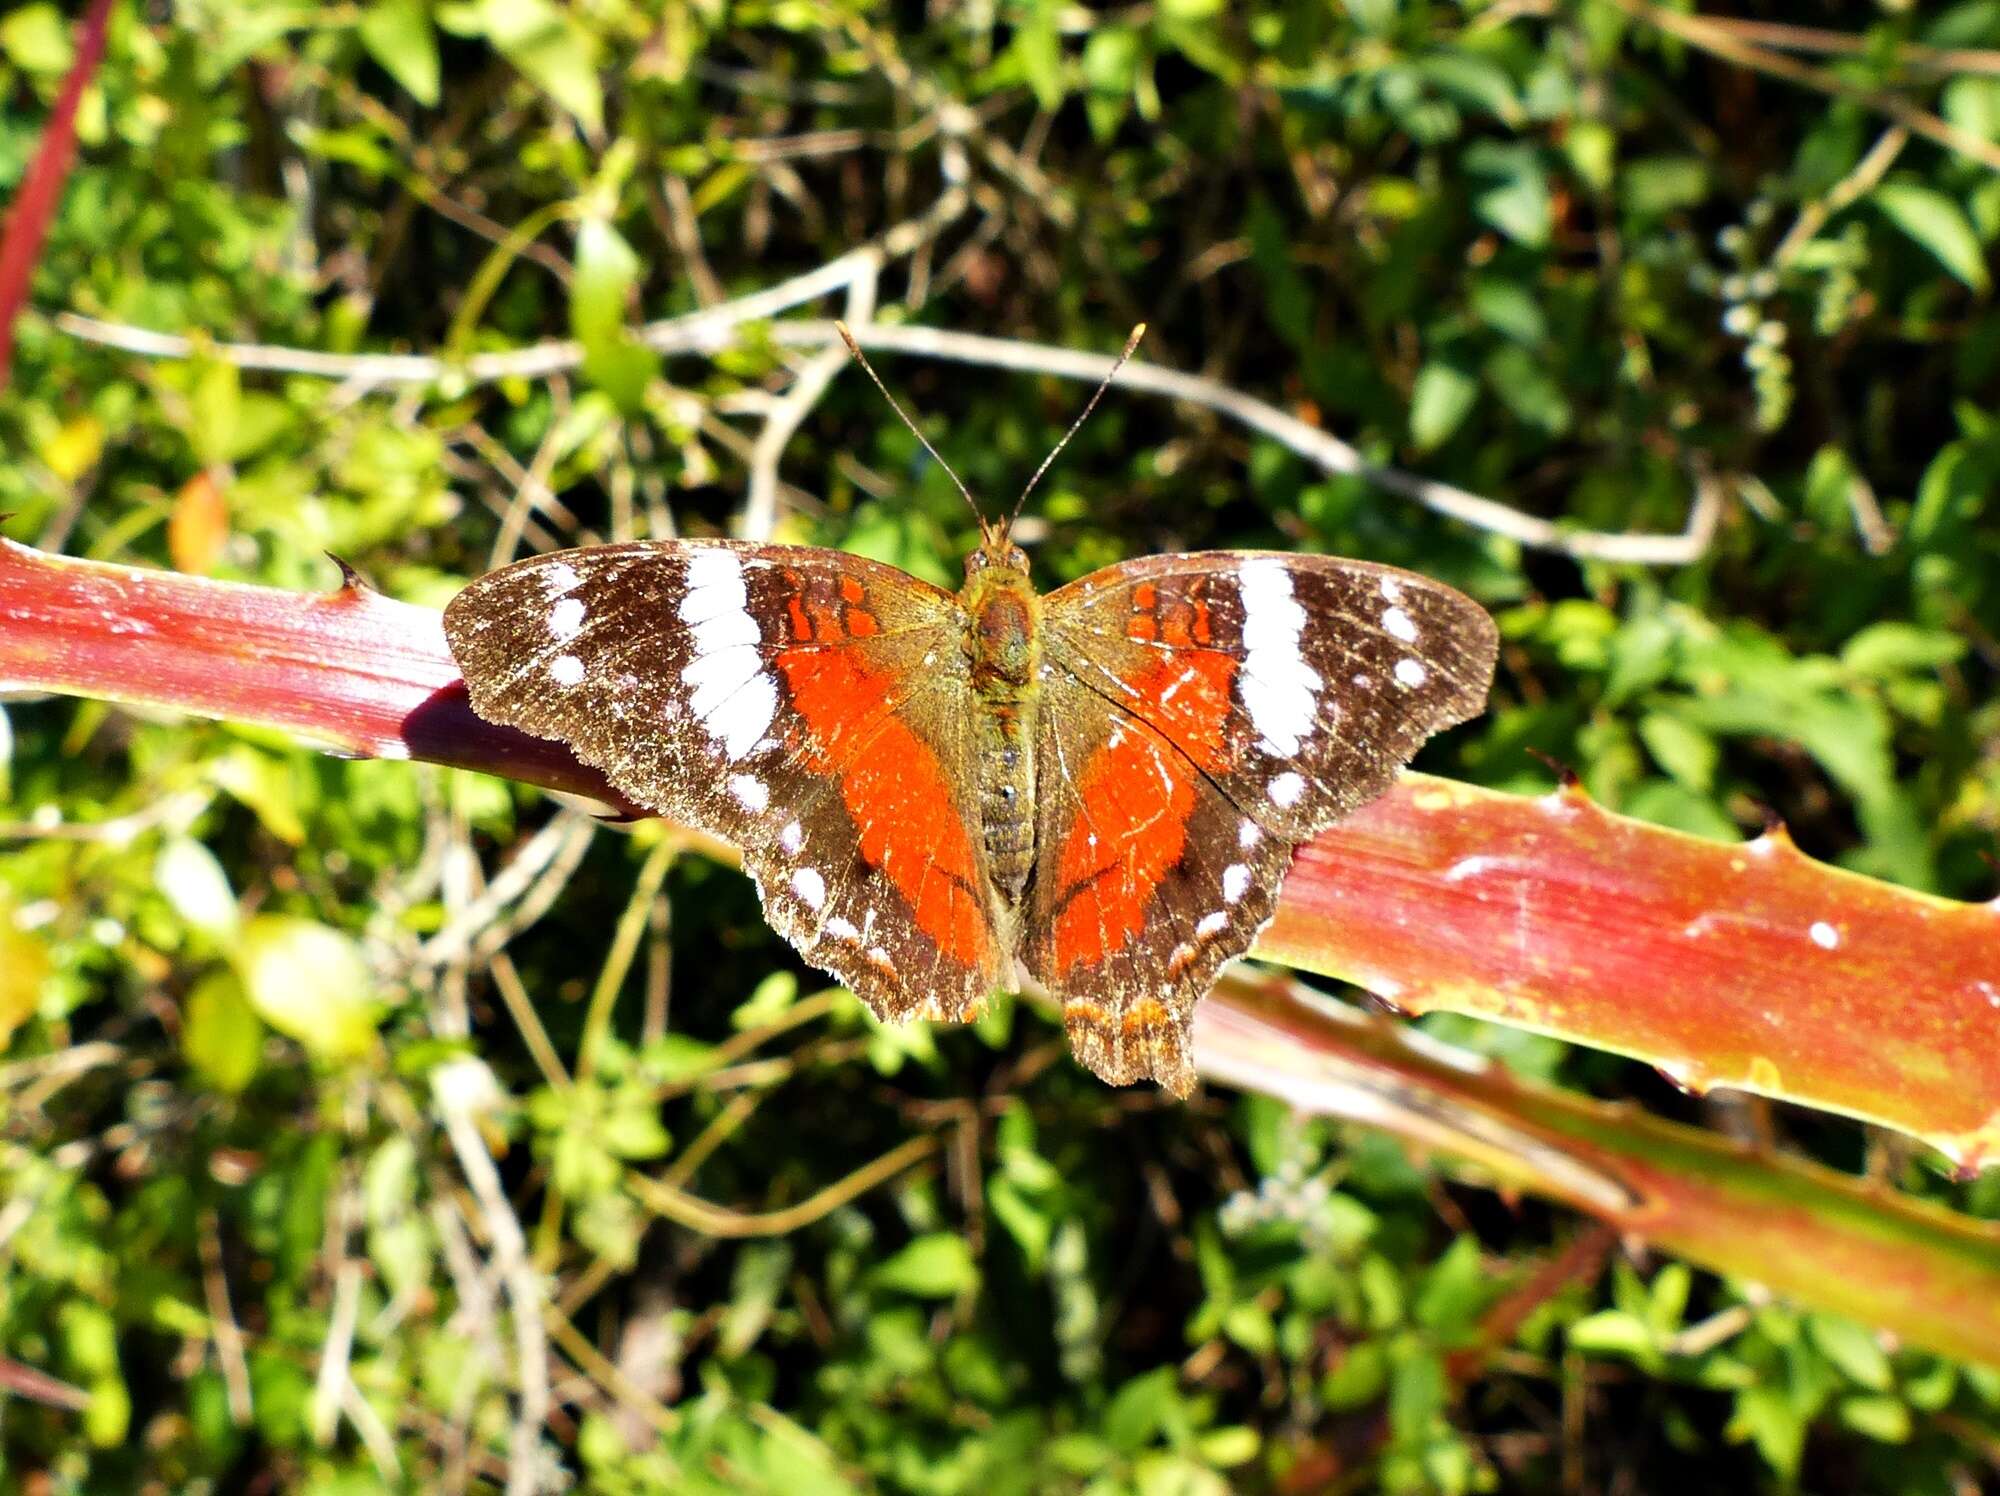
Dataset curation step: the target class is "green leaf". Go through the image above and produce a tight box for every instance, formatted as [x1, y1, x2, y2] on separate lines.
[182, 971, 263, 1094]
[720, 1242, 793, 1357]
[1837, 1392, 1912, 1444]
[1874, 182, 1991, 293]
[1808, 1315, 1894, 1392]
[1010, 0, 1066, 112]
[1409, 358, 1479, 451]
[156, 837, 239, 941]
[208, 746, 306, 845]
[571, 217, 660, 413]
[1621, 156, 1710, 219]
[233, 916, 380, 1064]
[0, 3, 73, 74]
[872, 1234, 978, 1298]
[1841, 622, 1965, 678]
[1104, 1365, 1181, 1451]
[1322, 1340, 1389, 1410]
[1567, 1309, 1655, 1360]
[476, 0, 602, 133]
[359, 0, 442, 106]
[1727, 1383, 1807, 1478]
[1637, 711, 1718, 791]
[1464, 141, 1551, 248]
[188, 360, 242, 470]
[1414, 1235, 1488, 1338]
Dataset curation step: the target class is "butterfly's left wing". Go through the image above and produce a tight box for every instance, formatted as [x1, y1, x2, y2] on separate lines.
[1026, 551, 1497, 1093]
[443, 540, 1005, 1025]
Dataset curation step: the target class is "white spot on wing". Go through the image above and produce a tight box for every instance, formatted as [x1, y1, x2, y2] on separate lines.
[550, 654, 584, 687]
[1379, 575, 1404, 603]
[1382, 606, 1418, 643]
[825, 916, 860, 941]
[1238, 820, 1261, 849]
[1809, 920, 1840, 950]
[728, 774, 768, 812]
[791, 866, 826, 910]
[676, 551, 777, 760]
[1222, 864, 1250, 904]
[549, 596, 585, 639]
[1268, 771, 1306, 808]
[779, 820, 804, 854]
[543, 561, 580, 595]
[1394, 658, 1428, 688]
[1238, 558, 1323, 757]
[1196, 911, 1228, 938]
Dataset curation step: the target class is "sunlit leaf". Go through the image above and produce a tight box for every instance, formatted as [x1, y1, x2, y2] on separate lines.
[233, 916, 379, 1064]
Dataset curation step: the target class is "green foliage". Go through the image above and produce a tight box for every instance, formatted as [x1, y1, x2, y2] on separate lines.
[6, 0, 2000, 1490]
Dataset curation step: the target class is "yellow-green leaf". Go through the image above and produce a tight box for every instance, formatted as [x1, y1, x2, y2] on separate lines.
[233, 916, 379, 1064]
[0, 907, 51, 1051]
[182, 970, 263, 1093]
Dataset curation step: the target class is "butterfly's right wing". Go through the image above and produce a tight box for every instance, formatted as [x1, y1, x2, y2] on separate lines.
[443, 541, 1004, 1022]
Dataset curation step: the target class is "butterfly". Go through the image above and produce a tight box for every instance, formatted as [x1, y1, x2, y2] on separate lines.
[442, 327, 1498, 1095]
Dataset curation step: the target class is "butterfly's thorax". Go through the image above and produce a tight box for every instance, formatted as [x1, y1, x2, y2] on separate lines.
[959, 544, 1042, 905]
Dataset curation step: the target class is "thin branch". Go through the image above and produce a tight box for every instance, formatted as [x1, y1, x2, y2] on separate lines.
[628, 1133, 940, 1238]
[435, 1060, 550, 1496]
[312, 1196, 364, 1447]
[418, 813, 596, 969]
[199, 1210, 254, 1426]
[1692, 16, 2000, 78]
[791, 320, 1725, 565]
[1772, 124, 1909, 267]
[1607, 0, 2000, 173]
[51, 303, 1717, 564]
[577, 839, 676, 1082]
[544, 1304, 680, 1439]
[740, 264, 879, 541]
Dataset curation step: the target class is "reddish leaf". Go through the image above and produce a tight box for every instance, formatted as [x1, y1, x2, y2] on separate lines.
[167, 469, 231, 575]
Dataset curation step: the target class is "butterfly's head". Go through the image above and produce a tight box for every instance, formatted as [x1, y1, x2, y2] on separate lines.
[967, 528, 1031, 581]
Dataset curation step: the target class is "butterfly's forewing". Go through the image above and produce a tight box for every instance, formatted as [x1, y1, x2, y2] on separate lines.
[443, 541, 1004, 1022]
[1028, 552, 1498, 1092]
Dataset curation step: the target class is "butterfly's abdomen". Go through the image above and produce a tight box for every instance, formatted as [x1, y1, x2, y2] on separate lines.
[965, 574, 1042, 905]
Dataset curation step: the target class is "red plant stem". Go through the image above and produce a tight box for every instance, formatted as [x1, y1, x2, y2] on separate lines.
[3, 538, 1999, 1166]
[0, 0, 114, 390]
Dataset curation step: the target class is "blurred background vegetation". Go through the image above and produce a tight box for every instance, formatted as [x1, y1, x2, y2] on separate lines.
[4, 0, 2000, 1490]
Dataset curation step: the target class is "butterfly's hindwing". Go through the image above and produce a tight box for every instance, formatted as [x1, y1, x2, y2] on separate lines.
[1023, 666, 1297, 1095]
[1025, 551, 1498, 1093]
[442, 541, 1003, 1022]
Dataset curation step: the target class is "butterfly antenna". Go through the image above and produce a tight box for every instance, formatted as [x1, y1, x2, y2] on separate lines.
[1006, 322, 1147, 533]
[833, 321, 989, 539]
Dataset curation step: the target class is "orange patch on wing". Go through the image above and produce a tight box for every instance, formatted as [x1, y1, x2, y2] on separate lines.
[775, 646, 986, 965]
[845, 607, 880, 638]
[1121, 998, 1170, 1034]
[1122, 650, 1238, 775]
[1050, 720, 1195, 974]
